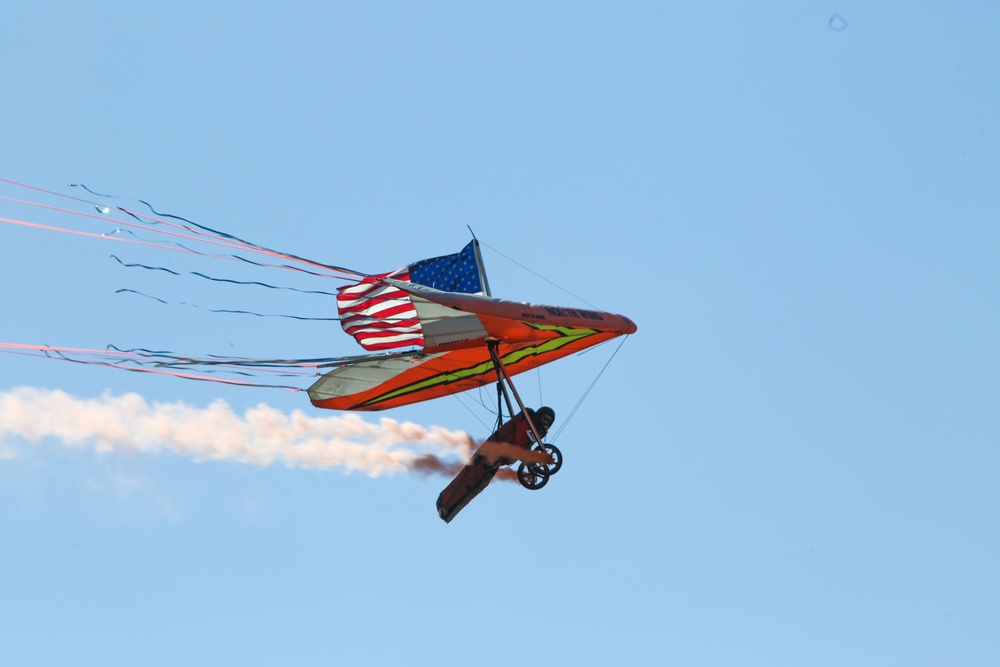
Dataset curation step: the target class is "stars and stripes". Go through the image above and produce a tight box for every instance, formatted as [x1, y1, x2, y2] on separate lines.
[337, 242, 484, 351]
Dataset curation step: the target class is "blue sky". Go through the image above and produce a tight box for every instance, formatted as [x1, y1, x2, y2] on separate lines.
[2, 2, 998, 665]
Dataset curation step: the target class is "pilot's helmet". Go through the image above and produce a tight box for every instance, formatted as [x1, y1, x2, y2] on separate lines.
[535, 406, 555, 429]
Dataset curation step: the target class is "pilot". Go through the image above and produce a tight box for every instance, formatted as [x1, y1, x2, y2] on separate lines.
[485, 406, 555, 465]
[495, 406, 553, 445]
[436, 406, 556, 522]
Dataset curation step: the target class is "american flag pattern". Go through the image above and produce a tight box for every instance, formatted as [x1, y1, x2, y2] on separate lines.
[337, 242, 483, 351]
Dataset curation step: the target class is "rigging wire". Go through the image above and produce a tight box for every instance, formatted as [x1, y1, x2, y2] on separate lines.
[449, 392, 493, 434]
[549, 334, 631, 444]
[478, 240, 599, 310]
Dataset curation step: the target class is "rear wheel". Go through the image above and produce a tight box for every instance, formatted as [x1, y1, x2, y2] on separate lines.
[517, 463, 549, 490]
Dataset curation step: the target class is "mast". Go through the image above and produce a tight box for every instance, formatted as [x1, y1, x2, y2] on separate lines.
[467, 228, 492, 297]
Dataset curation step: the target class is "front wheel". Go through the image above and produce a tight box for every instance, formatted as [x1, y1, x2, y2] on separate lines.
[517, 463, 549, 490]
[534, 443, 562, 475]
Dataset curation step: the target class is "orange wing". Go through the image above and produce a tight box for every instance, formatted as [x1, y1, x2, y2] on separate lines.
[308, 283, 636, 411]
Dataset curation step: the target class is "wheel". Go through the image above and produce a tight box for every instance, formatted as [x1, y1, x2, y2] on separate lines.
[517, 463, 549, 490]
[534, 443, 562, 475]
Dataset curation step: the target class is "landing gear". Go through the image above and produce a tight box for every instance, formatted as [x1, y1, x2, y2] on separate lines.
[516, 443, 563, 491]
[485, 340, 565, 493]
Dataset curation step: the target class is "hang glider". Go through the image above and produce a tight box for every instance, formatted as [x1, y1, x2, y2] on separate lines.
[309, 239, 636, 522]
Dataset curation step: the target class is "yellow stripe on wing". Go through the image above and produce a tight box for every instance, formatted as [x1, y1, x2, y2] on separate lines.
[355, 324, 600, 408]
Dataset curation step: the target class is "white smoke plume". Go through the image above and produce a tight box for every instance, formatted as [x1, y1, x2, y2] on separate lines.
[0, 387, 475, 477]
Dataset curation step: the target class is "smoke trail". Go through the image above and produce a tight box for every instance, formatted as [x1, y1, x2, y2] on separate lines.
[0, 387, 474, 477]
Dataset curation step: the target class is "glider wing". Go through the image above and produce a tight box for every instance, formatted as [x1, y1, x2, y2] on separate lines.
[308, 283, 636, 411]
